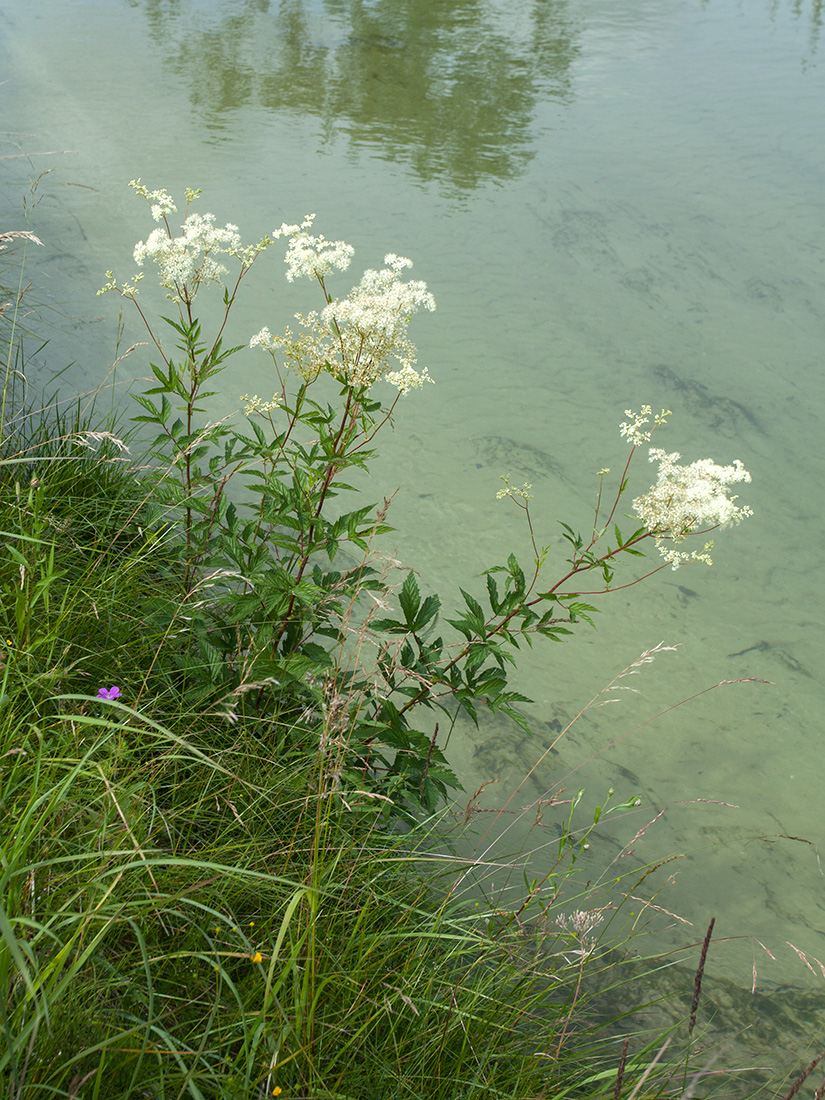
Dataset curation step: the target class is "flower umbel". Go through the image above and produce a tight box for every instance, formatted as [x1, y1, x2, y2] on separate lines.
[133, 212, 242, 299]
[633, 448, 753, 568]
[252, 235, 436, 395]
[275, 213, 354, 282]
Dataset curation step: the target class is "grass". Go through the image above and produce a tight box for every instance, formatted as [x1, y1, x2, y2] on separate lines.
[0, 403, 778, 1100]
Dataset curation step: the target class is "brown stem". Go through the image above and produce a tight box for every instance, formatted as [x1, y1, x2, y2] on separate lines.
[779, 1053, 825, 1100]
[602, 445, 637, 532]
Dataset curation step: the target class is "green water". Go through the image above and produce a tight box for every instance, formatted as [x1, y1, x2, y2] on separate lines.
[3, 0, 824, 993]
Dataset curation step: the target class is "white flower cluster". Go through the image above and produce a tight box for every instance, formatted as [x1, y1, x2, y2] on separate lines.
[251, 241, 436, 396]
[249, 328, 275, 350]
[274, 214, 354, 282]
[555, 909, 605, 959]
[133, 212, 242, 299]
[620, 405, 671, 446]
[495, 474, 532, 501]
[326, 255, 435, 392]
[633, 448, 753, 569]
[239, 393, 281, 416]
[98, 183, 269, 302]
[555, 909, 605, 938]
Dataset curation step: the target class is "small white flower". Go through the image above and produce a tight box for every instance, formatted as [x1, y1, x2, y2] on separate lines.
[383, 253, 413, 272]
[129, 179, 176, 221]
[249, 327, 276, 350]
[496, 474, 532, 501]
[384, 365, 434, 395]
[240, 393, 280, 416]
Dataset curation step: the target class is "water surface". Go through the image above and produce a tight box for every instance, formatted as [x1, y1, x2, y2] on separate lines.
[2, 0, 825, 999]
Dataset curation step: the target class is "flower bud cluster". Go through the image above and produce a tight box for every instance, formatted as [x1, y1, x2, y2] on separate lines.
[619, 405, 671, 446]
[239, 393, 281, 416]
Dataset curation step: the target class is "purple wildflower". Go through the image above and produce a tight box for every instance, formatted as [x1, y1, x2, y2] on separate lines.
[97, 686, 122, 701]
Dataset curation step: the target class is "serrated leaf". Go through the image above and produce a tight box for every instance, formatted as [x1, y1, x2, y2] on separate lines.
[412, 593, 440, 632]
[486, 572, 500, 613]
[459, 588, 487, 634]
[445, 615, 473, 641]
[507, 552, 525, 592]
[495, 703, 533, 735]
[150, 362, 172, 387]
[399, 571, 421, 628]
[371, 617, 408, 635]
[537, 625, 574, 641]
[464, 644, 490, 672]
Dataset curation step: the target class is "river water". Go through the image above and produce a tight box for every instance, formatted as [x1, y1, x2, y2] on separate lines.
[2, 0, 825, 1005]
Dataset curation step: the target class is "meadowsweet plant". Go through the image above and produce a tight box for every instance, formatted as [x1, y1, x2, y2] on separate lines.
[0, 181, 774, 1100]
[98, 185, 753, 816]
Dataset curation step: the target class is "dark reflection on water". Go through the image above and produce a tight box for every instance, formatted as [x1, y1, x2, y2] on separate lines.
[770, 0, 823, 60]
[135, 0, 579, 192]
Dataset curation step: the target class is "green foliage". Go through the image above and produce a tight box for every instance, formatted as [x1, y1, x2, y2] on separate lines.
[87, 186, 706, 820]
[121, 308, 653, 816]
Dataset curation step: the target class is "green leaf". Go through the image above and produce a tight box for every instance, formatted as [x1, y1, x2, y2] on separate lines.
[464, 643, 491, 672]
[558, 521, 583, 550]
[486, 572, 500, 613]
[494, 701, 533, 735]
[566, 602, 599, 628]
[413, 593, 441, 632]
[507, 552, 525, 592]
[536, 625, 574, 641]
[458, 588, 487, 634]
[399, 571, 421, 628]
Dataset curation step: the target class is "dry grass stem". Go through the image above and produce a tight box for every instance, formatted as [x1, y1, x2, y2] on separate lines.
[688, 917, 715, 1040]
[613, 1035, 629, 1100]
[779, 1052, 825, 1100]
